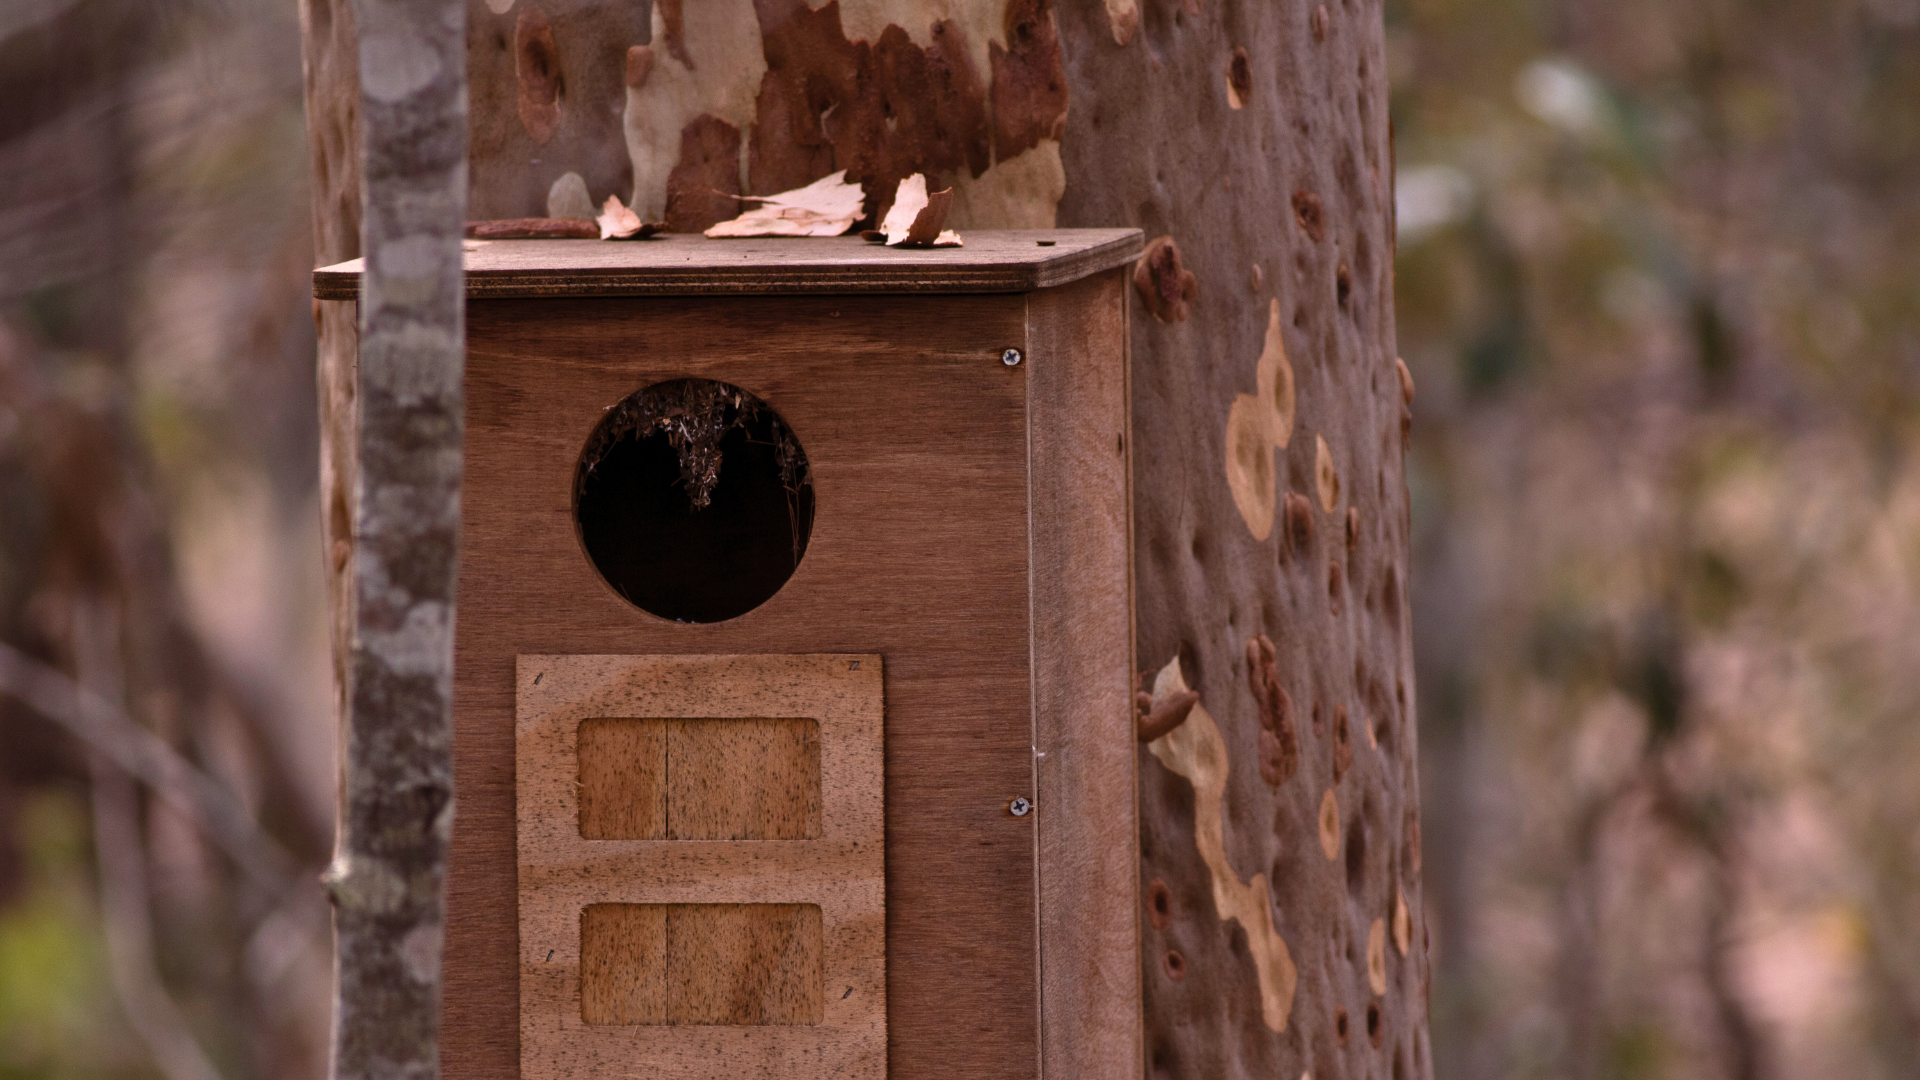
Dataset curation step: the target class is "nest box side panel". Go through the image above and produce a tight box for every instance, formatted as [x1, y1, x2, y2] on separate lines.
[449, 292, 1038, 1080]
[1025, 268, 1142, 1079]
[514, 654, 885, 1080]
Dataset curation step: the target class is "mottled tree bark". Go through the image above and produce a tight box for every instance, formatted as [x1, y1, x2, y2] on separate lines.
[315, 1, 467, 1078]
[301, 1, 1425, 1077]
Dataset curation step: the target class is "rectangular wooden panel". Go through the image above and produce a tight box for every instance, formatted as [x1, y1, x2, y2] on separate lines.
[666, 720, 821, 841]
[576, 719, 822, 841]
[449, 293, 1038, 1080]
[516, 654, 884, 1080]
[580, 904, 666, 1025]
[667, 904, 823, 1026]
[579, 904, 823, 1027]
[577, 719, 667, 841]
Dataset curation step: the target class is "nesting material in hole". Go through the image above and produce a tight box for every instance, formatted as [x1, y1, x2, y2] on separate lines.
[575, 378, 814, 622]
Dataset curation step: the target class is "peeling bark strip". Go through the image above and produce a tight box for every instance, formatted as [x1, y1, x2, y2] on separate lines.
[664, 115, 742, 233]
[989, 0, 1069, 160]
[330, 1, 465, 1078]
[748, 0, 995, 208]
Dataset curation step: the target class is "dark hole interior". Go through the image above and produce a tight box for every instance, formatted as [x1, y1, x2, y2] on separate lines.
[574, 379, 813, 623]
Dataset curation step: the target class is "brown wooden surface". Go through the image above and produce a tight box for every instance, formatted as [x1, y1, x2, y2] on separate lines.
[580, 904, 667, 1025]
[1025, 269, 1143, 1079]
[579, 904, 824, 1028]
[311, 230, 1142, 300]
[451, 288, 1136, 1080]
[668, 904, 824, 1026]
[576, 719, 821, 841]
[514, 654, 883, 1080]
[667, 720, 821, 842]
[576, 720, 667, 841]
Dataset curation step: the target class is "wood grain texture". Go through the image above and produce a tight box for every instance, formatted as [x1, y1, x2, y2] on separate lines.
[311, 230, 1142, 300]
[576, 719, 667, 840]
[668, 904, 824, 1025]
[453, 292, 1039, 1080]
[579, 904, 823, 1027]
[1025, 269, 1142, 1080]
[516, 655, 881, 1080]
[667, 720, 821, 842]
[580, 904, 667, 1025]
[576, 719, 821, 841]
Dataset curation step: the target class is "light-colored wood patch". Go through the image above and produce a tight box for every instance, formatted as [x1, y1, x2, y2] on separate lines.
[580, 903, 823, 1027]
[517, 654, 883, 1080]
[668, 903, 823, 1025]
[667, 719, 820, 841]
[577, 718, 822, 841]
[580, 904, 667, 1025]
[577, 719, 668, 840]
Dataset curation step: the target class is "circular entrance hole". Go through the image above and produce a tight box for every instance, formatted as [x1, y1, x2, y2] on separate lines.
[574, 378, 813, 622]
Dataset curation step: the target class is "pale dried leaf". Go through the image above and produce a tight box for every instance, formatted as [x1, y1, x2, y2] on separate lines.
[597, 195, 641, 239]
[595, 195, 667, 240]
[705, 170, 864, 238]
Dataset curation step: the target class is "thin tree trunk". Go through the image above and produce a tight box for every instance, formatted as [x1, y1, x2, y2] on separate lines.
[320, 1, 467, 1078]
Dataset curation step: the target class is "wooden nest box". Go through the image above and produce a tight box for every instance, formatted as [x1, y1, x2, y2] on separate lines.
[314, 229, 1146, 1080]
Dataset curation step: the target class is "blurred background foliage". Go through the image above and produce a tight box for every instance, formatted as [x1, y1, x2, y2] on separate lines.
[0, 0, 1916, 1078]
[0, 1, 331, 1079]
[1391, 0, 1920, 1076]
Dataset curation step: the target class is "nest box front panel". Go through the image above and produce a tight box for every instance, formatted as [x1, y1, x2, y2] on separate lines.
[451, 292, 1039, 1080]
[515, 654, 885, 1079]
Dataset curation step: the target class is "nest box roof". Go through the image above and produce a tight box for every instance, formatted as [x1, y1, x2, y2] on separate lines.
[313, 229, 1144, 300]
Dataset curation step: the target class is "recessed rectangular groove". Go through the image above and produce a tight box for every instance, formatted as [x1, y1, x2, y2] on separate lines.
[577, 718, 667, 840]
[580, 904, 667, 1025]
[580, 903, 823, 1026]
[577, 718, 821, 841]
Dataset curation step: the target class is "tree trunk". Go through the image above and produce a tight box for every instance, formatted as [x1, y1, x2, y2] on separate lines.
[300, 0, 1427, 1076]
[307, 0, 467, 1077]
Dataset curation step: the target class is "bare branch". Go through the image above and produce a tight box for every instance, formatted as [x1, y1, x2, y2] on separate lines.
[91, 756, 230, 1080]
[0, 638, 303, 898]
[77, 601, 228, 1080]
